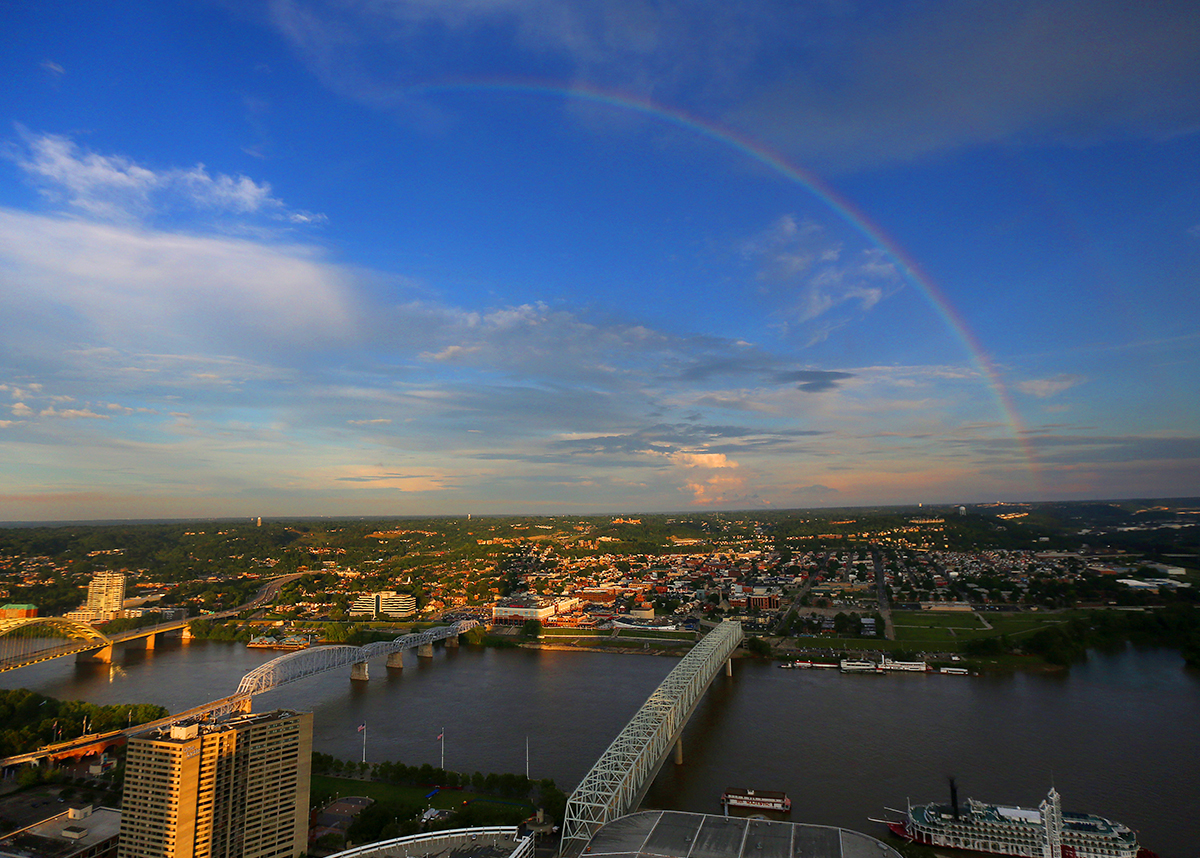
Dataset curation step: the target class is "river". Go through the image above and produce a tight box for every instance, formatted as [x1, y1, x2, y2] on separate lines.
[2, 641, 1197, 858]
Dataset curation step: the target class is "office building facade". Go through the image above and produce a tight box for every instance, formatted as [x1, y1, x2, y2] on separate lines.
[348, 590, 416, 618]
[118, 709, 312, 858]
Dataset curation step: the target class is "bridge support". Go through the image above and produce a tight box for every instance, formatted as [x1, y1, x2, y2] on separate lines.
[674, 737, 683, 765]
[726, 657, 732, 676]
[386, 652, 405, 669]
[76, 644, 114, 664]
[445, 634, 459, 648]
[417, 643, 434, 658]
[140, 633, 156, 651]
[351, 661, 369, 682]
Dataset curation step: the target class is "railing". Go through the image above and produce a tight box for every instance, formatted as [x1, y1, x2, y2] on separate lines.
[327, 826, 532, 858]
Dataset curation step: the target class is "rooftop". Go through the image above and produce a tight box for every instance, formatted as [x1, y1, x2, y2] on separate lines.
[585, 811, 900, 858]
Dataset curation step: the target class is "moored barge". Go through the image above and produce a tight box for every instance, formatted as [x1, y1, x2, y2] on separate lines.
[722, 789, 792, 813]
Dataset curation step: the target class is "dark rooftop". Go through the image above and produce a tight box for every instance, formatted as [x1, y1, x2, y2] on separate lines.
[584, 812, 900, 858]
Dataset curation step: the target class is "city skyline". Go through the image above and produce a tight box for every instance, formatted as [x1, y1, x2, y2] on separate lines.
[2, 1, 1199, 520]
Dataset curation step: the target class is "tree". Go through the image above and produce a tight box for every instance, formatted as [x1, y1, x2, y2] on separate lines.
[744, 637, 772, 657]
[521, 619, 542, 639]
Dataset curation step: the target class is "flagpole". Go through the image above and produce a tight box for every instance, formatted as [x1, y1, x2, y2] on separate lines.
[526, 734, 529, 780]
[440, 726, 445, 771]
[362, 723, 367, 765]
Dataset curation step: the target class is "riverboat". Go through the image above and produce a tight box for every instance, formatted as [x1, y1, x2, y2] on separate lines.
[879, 786, 1152, 858]
[879, 657, 930, 672]
[722, 789, 791, 812]
[779, 660, 838, 669]
[839, 658, 881, 673]
[246, 635, 312, 651]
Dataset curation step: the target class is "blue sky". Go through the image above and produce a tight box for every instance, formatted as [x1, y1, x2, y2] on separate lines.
[1, 0, 1198, 520]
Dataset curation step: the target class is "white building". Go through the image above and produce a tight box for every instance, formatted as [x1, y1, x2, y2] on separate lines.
[349, 591, 417, 618]
[491, 595, 580, 625]
[65, 571, 126, 624]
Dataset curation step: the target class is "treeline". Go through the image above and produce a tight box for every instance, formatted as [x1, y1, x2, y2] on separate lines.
[0, 689, 168, 757]
[311, 752, 543, 798]
[310, 752, 567, 846]
[963, 605, 1200, 667]
[187, 618, 252, 641]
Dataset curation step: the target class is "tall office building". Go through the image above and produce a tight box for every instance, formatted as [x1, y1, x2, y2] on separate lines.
[65, 571, 127, 623]
[118, 709, 312, 858]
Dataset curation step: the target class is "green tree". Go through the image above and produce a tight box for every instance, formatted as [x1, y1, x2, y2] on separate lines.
[521, 619, 542, 639]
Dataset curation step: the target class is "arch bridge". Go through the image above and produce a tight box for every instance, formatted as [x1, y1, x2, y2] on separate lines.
[236, 620, 479, 695]
[560, 620, 744, 856]
[0, 617, 118, 672]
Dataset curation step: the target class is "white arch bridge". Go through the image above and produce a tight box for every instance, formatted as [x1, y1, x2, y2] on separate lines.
[236, 620, 479, 695]
[560, 620, 744, 855]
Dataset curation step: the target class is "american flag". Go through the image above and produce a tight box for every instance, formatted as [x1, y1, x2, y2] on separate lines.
[436, 729, 444, 740]
[357, 723, 366, 733]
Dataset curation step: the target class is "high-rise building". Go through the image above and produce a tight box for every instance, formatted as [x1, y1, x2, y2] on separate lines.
[65, 571, 127, 623]
[118, 709, 312, 858]
[87, 571, 125, 618]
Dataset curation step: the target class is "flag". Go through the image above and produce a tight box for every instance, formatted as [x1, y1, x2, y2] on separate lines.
[357, 723, 366, 733]
[436, 730, 443, 740]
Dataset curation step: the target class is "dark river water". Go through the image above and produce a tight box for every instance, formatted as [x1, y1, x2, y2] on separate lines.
[2, 641, 1197, 858]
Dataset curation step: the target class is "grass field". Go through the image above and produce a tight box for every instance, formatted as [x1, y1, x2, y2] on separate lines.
[891, 611, 986, 629]
[541, 627, 607, 637]
[615, 629, 695, 640]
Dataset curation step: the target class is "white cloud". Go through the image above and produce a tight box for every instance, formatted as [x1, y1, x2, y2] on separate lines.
[40, 60, 66, 76]
[1017, 375, 1084, 398]
[11, 403, 32, 417]
[38, 406, 108, 420]
[742, 215, 898, 325]
[0, 209, 357, 354]
[8, 131, 325, 226]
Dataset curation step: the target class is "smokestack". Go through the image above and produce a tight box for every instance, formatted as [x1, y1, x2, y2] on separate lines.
[949, 777, 960, 820]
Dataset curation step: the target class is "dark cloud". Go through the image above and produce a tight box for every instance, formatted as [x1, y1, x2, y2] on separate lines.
[772, 369, 855, 392]
[735, 0, 1200, 170]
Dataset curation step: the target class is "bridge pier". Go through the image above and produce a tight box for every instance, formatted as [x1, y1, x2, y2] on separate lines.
[726, 657, 732, 677]
[417, 642, 434, 658]
[351, 661, 369, 682]
[445, 634, 459, 648]
[141, 633, 156, 651]
[386, 652, 405, 669]
[675, 737, 683, 765]
[76, 644, 114, 664]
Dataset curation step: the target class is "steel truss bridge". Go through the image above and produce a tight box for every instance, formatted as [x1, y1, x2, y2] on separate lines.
[560, 620, 744, 854]
[236, 620, 479, 695]
[0, 619, 478, 770]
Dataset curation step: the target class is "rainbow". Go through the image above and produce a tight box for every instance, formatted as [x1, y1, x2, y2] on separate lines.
[406, 78, 1040, 488]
